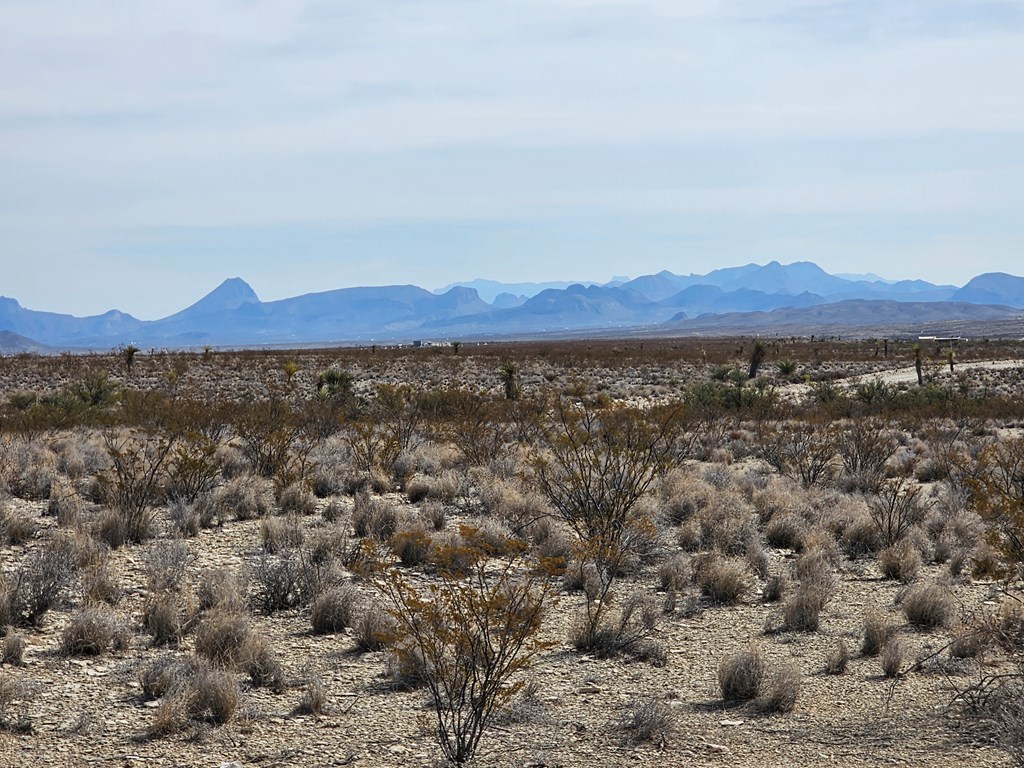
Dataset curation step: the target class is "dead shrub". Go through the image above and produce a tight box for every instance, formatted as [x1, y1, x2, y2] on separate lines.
[0, 674, 27, 730]
[311, 585, 359, 634]
[719, 644, 765, 703]
[420, 500, 447, 531]
[757, 662, 801, 713]
[902, 582, 954, 629]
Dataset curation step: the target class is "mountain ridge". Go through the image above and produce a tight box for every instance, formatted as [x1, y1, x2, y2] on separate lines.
[3, 264, 1022, 349]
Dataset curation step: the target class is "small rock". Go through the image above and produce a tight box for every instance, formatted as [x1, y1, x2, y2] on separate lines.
[705, 743, 730, 754]
[578, 684, 603, 694]
[219, 762, 243, 768]
[720, 719, 744, 727]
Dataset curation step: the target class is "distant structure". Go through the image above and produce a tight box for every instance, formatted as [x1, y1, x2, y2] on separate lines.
[918, 336, 967, 344]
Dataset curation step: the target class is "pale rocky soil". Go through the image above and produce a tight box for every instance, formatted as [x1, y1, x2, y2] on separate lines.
[1, 488, 1015, 768]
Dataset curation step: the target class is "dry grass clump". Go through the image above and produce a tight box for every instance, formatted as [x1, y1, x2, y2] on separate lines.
[0, 674, 27, 730]
[0, 505, 37, 545]
[351, 491, 398, 540]
[294, 676, 328, 716]
[196, 568, 248, 614]
[782, 584, 831, 632]
[389, 526, 432, 566]
[354, 603, 395, 652]
[661, 471, 714, 525]
[194, 611, 250, 666]
[862, 609, 891, 656]
[761, 574, 788, 603]
[311, 585, 359, 634]
[2, 633, 27, 665]
[719, 644, 765, 703]
[613, 696, 674, 746]
[277, 483, 316, 515]
[825, 638, 850, 674]
[881, 637, 904, 678]
[877, 540, 922, 583]
[757, 662, 802, 713]
[765, 514, 808, 551]
[214, 476, 272, 521]
[144, 540, 193, 593]
[901, 582, 954, 629]
[143, 592, 192, 647]
[81, 562, 123, 606]
[239, 633, 284, 690]
[694, 556, 749, 605]
[137, 654, 195, 700]
[260, 515, 304, 554]
[61, 604, 129, 656]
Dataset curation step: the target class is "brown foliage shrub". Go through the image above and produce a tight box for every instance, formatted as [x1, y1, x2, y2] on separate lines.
[719, 644, 765, 702]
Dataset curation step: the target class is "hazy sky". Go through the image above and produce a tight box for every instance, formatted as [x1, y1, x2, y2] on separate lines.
[4, 0, 1024, 318]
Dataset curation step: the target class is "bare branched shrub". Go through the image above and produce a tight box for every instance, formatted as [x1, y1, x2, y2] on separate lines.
[757, 422, 838, 488]
[869, 476, 927, 547]
[838, 419, 899, 492]
[96, 429, 177, 544]
[719, 644, 765, 703]
[1, 538, 78, 626]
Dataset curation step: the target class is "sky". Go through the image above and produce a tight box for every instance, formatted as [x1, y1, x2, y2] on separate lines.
[3, 0, 1024, 319]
